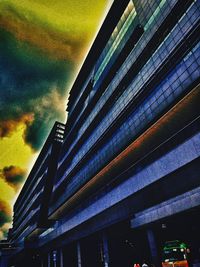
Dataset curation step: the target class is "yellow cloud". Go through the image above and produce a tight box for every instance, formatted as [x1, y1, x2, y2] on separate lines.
[0, 122, 37, 171]
[0, 222, 11, 240]
[0, 121, 38, 218]
[3, 0, 111, 35]
[0, 0, 113, 61]
[0, 180, 15, 205]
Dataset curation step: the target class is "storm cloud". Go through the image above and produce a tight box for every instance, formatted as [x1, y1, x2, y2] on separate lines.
[0, 114, 34, 138]
[0, 27, 74, 150]
[1, 166, 26, 191]
[0, 200, 12, 227]
[0, 200, 12, 239]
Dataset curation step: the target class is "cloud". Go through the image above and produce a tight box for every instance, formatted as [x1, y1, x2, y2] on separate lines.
[0, 222, 11, 240]
[0, 0, 111, 152]
[0, 27, 73, 150]
[0, 200, 12, 227]
[0, 2, 86, 62]
[0, 200, 12, 239]
[1, 166, 26, 192]
[24, 88, 67, 150]
[0, 0, 110, 62]
[0, 114, 34, 138]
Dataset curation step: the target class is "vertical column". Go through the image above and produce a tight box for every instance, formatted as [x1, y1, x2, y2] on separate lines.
[48, 252, 51, 267]
[147, 229, 161, 267]
[77, 241, 82, 267]
[102, 232, 110, 267]
[52, 250, 57, 267]
[60, 248, 64, 267]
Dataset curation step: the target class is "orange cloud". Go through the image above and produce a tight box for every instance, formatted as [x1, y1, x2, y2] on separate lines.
[0, 0, 111, 62]
[0, 114, 34, 138]
[0, 200, 12, 226]
[0, 6, 86, 62]
[0, 200, 12, 239]
[0, 222, 11, 240]
[1, 166, 26, 192]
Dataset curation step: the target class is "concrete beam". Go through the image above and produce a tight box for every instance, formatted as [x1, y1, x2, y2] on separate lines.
[49, 85, 200, 220]
[131, 186, 200, 228]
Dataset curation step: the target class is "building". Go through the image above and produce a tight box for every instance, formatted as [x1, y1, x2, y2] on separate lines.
[7, 122, 65, 266]
[6, 0, 200, 266]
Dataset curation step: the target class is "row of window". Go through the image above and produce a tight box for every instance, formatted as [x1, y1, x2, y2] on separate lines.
[15, 164, 48, 218]
[56, 2, 199, 188]
[65, 0, 189, 146]
[14, 184, 45, 229]
[57, 0, 179, 170]
[14, 148, 51, 214]
[94, 3, 137, 85]
[13, 206, 40, 241]
[65, 3, 138, 143]
[133, 0, 172, 28]
[68, 71, 94, 119]
[13, 187, 44, 229]
[54, 41, 199, 202]
[54, 37, 200, 198]
[95, 1, 135, 72]
[68, 2, 135, 118]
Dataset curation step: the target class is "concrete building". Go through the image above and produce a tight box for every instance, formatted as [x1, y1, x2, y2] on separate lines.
[8, 122, 65, 266]
[5, 0, 200, 266]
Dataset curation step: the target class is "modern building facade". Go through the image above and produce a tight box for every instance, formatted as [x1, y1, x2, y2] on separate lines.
[8, 122, 65, 266]
[4, 0, 200, 266]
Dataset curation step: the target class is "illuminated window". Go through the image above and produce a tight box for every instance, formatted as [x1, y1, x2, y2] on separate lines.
[94, 1, 137, 85]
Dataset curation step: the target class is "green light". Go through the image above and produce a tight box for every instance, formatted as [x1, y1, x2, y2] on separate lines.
[144, 0, 167, 31]
[94, 1, 136, 85]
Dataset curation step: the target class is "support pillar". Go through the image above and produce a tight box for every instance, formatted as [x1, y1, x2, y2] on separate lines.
[52, 250, 57, 267]
[47, 252, 51, 267]
[60, 248, 63, 267]
[102, 232, 110, 267]
[147, 229, 161, 267]
[77, 241, 82, 267]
